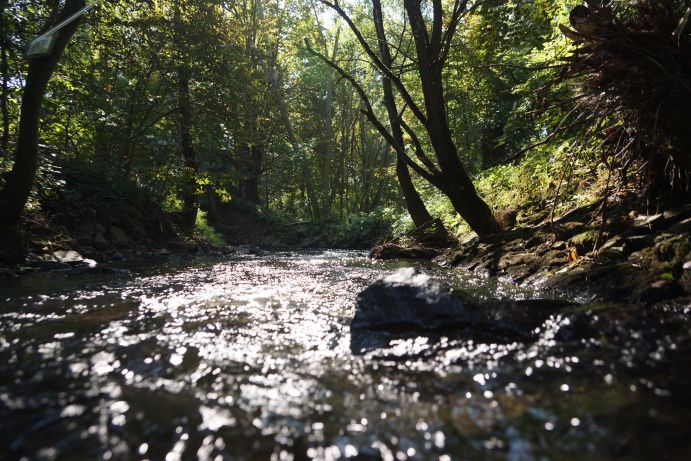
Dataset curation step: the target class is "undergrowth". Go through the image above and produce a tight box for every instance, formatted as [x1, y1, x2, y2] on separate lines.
[415, 144, 612, 237]
[194, 210, 226, 248]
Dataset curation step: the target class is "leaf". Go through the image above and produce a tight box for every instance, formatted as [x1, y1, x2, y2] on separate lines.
[568, 248, 579, 261]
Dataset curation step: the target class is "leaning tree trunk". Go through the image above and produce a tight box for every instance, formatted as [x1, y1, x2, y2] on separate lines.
[320, 0, 500, 237]
[0, 0, 85, 263]
[403, 0, 501, 236]
[372, 0, 434, 229]
[395, 156, 434, 227]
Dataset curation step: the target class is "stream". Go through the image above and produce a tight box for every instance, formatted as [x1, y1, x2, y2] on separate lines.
[1, 250, 690, 460]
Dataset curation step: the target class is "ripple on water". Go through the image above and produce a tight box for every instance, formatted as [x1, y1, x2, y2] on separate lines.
[0, 250, 689, 460]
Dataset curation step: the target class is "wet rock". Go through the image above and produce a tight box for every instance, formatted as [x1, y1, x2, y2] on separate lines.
[247, 245, 264, 256]
[498, 252, 539, 271]
[370, 242, 441, 260]
[50, 250, 84, 263]
[351, 268, 573, 354]
[232, 245, 263, 255]
[682, 261, 691, 294]
[652, 234, 690, 268]
[569, 230, 599, 254]
[48, 250, 97, 269]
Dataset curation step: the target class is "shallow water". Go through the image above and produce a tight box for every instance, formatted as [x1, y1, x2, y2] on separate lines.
[1, 250, 689, 461]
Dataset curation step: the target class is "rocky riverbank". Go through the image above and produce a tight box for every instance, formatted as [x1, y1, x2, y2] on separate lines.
[372, 202, 691, 306]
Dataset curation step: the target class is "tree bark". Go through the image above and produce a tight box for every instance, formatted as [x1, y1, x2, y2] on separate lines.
[320, 0, 502, 237]
[0, 0, 86, 230]
[372, 0, 434, 228]
[176, 65, 199, 231]
[239, 143, 263, 204]
[0, 0, 10, 151]
[401, 0, 500, 236]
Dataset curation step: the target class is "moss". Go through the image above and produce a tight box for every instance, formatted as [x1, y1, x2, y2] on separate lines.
[653, 235, 691, 266]
[569, 229, 600, 253]
[498, 252, 540, 270]
[650, 262, 674, 277]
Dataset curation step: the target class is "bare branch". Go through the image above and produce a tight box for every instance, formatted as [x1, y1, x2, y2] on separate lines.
[304, 38, 435, 182]
[319, 0, 428, 126]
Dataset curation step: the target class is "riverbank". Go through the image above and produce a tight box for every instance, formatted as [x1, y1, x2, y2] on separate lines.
[373, 201, 691, 306]
[2, 158, 689, 308]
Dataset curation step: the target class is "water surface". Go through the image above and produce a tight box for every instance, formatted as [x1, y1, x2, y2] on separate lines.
[1, 250, 689, 460]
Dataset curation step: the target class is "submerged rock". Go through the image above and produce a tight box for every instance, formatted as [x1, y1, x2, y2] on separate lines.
[351, 268, 573, 354]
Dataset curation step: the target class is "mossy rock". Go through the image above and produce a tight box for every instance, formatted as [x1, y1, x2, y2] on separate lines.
[497, 252, 541, 271]
[569, 229, 601, 253]
[653, 234, 690, 265]
[542, 249, 568, 268]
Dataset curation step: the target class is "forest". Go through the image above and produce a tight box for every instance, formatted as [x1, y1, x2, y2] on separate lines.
[0, 0, 690, 460]
[0, 0, 689, 256]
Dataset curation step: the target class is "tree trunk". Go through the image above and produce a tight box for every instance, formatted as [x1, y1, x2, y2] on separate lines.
[265, 49, 320, 219]
[403, 0, 501, 236]
[177, 66, 199, 231]
[240, 143, 263, 204]
[0, 0, 10, 151]
[372, 0, 434, 228]
[0, 0, 86, 231]
[395, 156, 433, 227]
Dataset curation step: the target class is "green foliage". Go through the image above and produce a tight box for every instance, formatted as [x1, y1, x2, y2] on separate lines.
[2, 0, 633, 244]
[475, 145, 606, 227]
[416, 141, 609, 236]
[162, 193, 184, 213]
[194, 210, 226, 248]
[320, 209, 393, 248]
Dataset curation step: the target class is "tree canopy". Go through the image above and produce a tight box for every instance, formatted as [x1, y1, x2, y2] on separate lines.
[0, 0, 688, 258]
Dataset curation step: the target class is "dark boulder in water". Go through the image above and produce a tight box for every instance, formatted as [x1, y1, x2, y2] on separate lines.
[351, 268, 574, 354]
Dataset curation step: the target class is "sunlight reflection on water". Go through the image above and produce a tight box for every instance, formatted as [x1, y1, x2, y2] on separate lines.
[0, 250, 689, 460]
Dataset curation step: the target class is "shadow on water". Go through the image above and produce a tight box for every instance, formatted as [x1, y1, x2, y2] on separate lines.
[1, 250, 689, 460]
